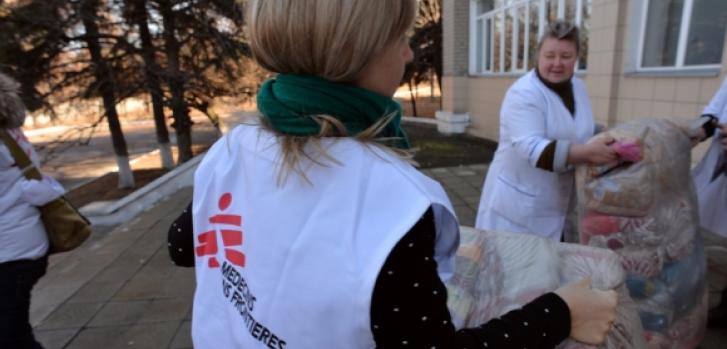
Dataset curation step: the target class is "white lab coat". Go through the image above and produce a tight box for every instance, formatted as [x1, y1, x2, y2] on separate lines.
[0, 128, 50, 263]
[692, 78, 727, 237]
[476, 70, 595, 240]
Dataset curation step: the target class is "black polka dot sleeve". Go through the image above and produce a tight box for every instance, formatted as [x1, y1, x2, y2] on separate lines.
[168, 202, 195, 267]
[370, 208, 572, 349]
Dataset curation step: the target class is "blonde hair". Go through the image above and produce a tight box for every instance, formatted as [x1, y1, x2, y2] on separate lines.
[249, 0, 417, 82]
[248, 0, 417, 182]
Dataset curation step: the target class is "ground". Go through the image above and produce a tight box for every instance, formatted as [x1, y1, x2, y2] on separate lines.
[63, 143, 210, 208]
[65, 169, 169, 208]
[407, 121, 497, 168]
[63, 121, 496, 208]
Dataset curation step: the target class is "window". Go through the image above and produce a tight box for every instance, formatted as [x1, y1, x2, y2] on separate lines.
[638, 0, 727, 71]
[469, 0, 592, 75]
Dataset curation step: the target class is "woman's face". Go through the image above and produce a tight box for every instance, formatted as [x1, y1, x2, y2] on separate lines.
[354, 35, 414, 97]
[537, 37, 578, 84]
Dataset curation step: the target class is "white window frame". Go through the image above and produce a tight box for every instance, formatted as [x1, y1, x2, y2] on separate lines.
[469, 0, 589, 76]
[635, 0, 723, 73]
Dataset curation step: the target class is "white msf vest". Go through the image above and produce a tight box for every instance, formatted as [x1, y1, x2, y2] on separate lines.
[192, 124, 459, 349]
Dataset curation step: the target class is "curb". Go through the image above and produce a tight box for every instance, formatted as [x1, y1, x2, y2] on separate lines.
[79, 154, 203, 226]
[402, 115, 438, 125]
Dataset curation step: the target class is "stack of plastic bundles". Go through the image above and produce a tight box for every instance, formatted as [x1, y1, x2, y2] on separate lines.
[575, 119, 707, 348]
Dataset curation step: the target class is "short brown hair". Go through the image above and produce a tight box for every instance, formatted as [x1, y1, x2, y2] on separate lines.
[537, 20, 580, 54]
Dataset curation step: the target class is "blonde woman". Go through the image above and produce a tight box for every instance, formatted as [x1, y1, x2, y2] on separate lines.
[189, 1, 617, 348]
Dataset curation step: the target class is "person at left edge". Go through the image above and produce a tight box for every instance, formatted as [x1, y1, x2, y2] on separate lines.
[0, 71, 65, 349]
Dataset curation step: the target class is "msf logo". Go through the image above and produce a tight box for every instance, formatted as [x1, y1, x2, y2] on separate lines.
[195, 193, 246, 269]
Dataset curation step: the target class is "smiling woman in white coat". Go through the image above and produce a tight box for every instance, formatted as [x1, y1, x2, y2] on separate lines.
[475, 21, 617, 241]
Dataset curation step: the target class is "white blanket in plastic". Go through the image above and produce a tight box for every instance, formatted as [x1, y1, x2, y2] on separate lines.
[447, 226, 646, 349]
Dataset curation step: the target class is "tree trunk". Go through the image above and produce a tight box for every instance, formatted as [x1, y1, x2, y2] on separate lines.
[80, 0, 134, 188]
[430, 69, 435, 102]
[407, 81, 418, 117]
[198, 101, 223, 137]
[159, 0, 194, 164]
[434, 19, 443, 92]
[130, 0, 174, 169]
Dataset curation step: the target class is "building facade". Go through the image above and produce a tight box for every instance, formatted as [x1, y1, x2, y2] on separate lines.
[442, 0, 727, 158]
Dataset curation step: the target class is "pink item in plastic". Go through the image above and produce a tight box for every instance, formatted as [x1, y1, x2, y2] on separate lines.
[611, 141, 643, 163]
[579, 210, 621, 243]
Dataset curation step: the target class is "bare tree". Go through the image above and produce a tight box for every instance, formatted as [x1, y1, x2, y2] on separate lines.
[79, 0, 134, 187]
[402, 0, 442, 115]
[123, 0, 174, 169]
[2, 0, 250, 181]
[0, 0, 70, 114]
[153, 0, 247, 163]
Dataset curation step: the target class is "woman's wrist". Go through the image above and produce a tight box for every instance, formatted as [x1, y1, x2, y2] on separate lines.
[567, 143, 587, 165]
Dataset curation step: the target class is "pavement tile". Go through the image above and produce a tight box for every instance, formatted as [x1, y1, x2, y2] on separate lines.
[30, 280, 95, 327]
[462, 174, 484, 184]
[112, 277, 168, 301]
[450, 186, 478, 198]
[453, 205, 476, 220]
[88, 300, 150, 327]
[169, 321, 192, 349]
[35, 328, 78, 349]
[447, 193, 465, 206]
[137, 298, 193, 324]
[468, 164, 489, 171]
[37, 302, 105, 330]
[462, 195, 482, 206]
[443, 181, 474, 191]
[458, 215, 476, 227]
[89, 299, 191, 327]
[438, 175, 463, 184]
[65, 321, 179, 349]
[66, 280, 126, 304]
[157, 271, 195, 300]
[452, 169, 477, 176]
[91, 264, 143, 284]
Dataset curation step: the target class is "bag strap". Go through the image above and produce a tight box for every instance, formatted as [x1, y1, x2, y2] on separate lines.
[0, 129, 42, 180]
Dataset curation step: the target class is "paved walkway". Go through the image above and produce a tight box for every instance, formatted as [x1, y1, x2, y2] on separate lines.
[30, 164, 727, 348]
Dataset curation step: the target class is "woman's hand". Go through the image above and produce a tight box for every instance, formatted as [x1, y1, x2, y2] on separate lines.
[568, 137, 617, 165]
[554, 278, 618, 345]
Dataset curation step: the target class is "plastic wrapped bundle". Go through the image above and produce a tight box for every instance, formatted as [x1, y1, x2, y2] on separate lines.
[446, 226, 646, 349]
[575, 119, 708, 348]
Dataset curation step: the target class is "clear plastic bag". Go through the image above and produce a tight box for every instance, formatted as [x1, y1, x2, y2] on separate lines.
[575, 119, 708, 348]
[446, 226, 646, 349]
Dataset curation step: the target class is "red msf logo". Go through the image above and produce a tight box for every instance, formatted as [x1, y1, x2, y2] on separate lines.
[195, 193, 246, 269]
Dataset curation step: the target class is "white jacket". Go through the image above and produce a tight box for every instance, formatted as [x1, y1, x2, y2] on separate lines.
[692, 78, 727, 237]
[192, 124, 459, 348]
[0, 128, 49, 263]
[476, 70, 595, 240]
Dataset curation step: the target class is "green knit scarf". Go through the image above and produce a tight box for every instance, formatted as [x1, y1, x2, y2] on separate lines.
[257, 74, 410, 149]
